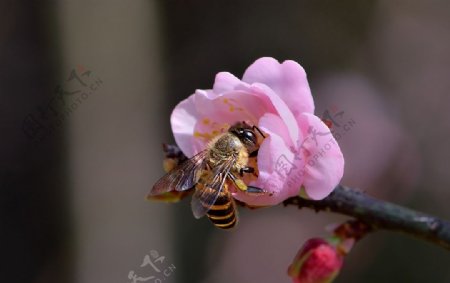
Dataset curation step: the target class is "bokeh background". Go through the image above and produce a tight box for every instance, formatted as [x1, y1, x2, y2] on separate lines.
[2, 1, 450, 282]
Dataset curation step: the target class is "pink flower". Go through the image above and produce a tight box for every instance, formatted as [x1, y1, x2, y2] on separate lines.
[288, 238, 344, 283]
[171, 57, 344, 206]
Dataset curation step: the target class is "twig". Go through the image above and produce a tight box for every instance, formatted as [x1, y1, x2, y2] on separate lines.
[160, 144, 450, 250]
[283, 185, 450, 250]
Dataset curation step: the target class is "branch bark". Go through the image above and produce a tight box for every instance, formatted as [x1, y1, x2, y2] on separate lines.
[283, 185, 450, 250]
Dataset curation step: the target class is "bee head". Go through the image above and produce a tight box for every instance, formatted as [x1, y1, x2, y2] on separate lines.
[229, 121, 264, 151]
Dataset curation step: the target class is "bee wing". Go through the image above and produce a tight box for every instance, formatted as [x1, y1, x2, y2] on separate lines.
[191, 156, 235, 219]
[149, 150, 207, 196]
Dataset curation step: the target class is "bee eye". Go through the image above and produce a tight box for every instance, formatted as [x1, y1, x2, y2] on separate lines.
[242, 130, 256, 145]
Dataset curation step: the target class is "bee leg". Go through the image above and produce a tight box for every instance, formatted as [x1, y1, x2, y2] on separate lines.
[239, 167, 253, 176]
[249, 149, 258, 158]
[228, 173, 265, 195]
[228, 173, 249, 192]
[246, 186, 265, 194]
[240, 166, 258, 178]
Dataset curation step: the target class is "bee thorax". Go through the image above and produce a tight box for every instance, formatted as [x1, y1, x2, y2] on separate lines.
[209, 134, 243, 158]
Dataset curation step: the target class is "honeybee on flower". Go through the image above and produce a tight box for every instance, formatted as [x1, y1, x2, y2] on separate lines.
[148, 57, 344, 227]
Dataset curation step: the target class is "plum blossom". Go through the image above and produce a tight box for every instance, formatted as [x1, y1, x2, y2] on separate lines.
[171, 57, 344, 206]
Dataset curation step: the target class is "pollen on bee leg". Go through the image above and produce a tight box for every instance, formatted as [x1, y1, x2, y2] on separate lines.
[235, 179, 248, 192]
[163, 158, 177, 173]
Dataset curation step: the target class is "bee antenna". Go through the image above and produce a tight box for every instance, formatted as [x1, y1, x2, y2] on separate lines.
[252, 126, 266, 138]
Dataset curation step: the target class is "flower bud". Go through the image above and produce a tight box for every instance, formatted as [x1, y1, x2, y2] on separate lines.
[288, 238, 343, 283]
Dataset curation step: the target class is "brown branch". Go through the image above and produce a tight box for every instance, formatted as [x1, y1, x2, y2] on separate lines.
[283, 185, 450, 250]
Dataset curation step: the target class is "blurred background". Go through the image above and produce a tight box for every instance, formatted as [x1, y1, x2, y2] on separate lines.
[2, 0, 450, 282]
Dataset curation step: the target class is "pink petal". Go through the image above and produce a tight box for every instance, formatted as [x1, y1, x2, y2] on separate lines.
[238, 82, 300, 146]
[258, 112, 294, 150]
[299, 113, 344, 200]
[189, 89, 271, 156]
[213, 72, 242, 93]
[170, 95, 200, 158]
[194, 89, 266, 125]
[242, 57, 314, 119]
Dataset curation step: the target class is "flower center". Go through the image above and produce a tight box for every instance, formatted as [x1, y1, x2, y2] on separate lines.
[193, 120, 230, 142]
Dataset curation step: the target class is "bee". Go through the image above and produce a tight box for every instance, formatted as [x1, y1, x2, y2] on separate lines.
[148, 121, 266, 229]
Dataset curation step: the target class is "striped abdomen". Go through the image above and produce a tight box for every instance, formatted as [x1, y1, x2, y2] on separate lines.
[206, 186, 238, 230]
